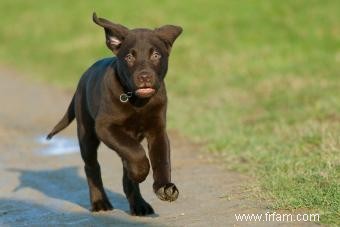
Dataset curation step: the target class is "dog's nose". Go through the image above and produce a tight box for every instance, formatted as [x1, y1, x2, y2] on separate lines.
[137, 74, 152, 83]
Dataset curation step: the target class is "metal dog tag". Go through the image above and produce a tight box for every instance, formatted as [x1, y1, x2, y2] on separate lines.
[119, 92, 133, 103]
[119, 94, 129, 103]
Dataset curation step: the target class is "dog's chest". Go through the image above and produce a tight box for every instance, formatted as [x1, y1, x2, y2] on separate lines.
[122, 112, 152, 139]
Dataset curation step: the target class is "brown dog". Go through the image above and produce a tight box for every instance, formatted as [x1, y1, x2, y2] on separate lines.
[47, 13, 182, 216]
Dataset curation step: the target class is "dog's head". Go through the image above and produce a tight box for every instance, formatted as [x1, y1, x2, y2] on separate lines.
[93, 13, 182, 98]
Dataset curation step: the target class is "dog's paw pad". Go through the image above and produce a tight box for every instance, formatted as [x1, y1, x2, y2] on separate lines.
[156, 183, 179, 202]
[91, 199, 113, 212]
[130, 199, 154, 216]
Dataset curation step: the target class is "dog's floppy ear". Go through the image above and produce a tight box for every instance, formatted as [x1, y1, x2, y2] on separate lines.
[93, 12, 129, 54]
[154, 25, 183, 52]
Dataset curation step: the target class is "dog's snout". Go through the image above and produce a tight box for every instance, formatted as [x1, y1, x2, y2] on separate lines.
[137, 74, 152, 83]
[134, 71, 155, 89]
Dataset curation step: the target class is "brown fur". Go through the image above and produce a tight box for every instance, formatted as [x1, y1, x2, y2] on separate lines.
[47, 13, 182, 216]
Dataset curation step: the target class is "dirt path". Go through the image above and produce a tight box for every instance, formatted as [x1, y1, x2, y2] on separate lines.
[0, 69, 319, 226]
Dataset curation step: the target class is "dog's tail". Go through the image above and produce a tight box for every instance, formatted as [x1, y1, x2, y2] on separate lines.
[46, 95, 75, 140]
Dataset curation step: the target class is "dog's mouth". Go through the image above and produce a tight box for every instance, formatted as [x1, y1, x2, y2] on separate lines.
[135, 88, 156, 98]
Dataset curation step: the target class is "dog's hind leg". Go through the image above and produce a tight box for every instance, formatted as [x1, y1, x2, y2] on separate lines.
[77, 111, 113, 212]
[122, 166, 154, 216]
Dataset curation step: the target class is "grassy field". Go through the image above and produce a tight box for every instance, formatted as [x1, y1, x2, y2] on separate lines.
[1, 0, 339, 225]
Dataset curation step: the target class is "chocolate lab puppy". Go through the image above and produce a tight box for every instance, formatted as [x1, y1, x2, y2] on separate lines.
[47, 13, 182, 216]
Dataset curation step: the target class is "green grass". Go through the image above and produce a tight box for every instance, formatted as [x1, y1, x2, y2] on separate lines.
[1, 0, 339, 225]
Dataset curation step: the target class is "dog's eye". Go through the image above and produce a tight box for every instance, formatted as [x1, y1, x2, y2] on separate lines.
[125, 54, 135, 64]
[151, 51, 161, 60]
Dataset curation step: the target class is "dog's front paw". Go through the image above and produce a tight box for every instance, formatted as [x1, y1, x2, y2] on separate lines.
[91, 199, 113, 212]
[155, 183, 179, 202]
[130, 198, 154, 216]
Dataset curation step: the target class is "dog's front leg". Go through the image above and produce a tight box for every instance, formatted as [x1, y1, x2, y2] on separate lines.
[95, 119, 155, 216]
[95, 120, 150, 183]
[147, 129, 179, 202]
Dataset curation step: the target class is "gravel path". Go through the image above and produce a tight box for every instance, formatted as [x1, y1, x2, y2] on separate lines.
[0, 68, 319, 226]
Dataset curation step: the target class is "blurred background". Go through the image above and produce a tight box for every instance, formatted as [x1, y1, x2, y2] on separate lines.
[0, 0, 339, 225]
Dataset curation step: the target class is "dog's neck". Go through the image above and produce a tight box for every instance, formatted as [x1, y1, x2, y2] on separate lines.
[112, 57, 131, 93]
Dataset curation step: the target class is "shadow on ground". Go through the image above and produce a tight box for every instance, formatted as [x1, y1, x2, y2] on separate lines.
[8, 166, 129, 212]
[0, 198, 157, 226]
[1, 166, 163, 226]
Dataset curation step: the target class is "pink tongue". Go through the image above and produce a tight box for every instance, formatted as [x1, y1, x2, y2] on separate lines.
[136, 88, 155, 95]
